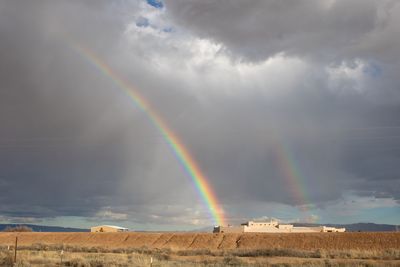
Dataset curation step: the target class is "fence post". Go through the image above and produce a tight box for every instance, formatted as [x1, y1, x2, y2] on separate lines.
[14, 236, 18, 264]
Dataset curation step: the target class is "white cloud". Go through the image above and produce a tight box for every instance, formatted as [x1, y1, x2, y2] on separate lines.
[0, 216, 43, 224]
[326, 59, 369, 94]
[93, 209, 128, 221]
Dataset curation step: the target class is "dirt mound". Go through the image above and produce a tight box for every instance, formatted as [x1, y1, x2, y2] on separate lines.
[0, 232, 399, 251]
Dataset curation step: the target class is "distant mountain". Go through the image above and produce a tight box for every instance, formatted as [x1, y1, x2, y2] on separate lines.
[0, 224, 88, 232]
[292, 222, 398, 232]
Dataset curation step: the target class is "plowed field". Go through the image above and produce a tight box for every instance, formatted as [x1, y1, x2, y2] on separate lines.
[0, 232, 399, 251]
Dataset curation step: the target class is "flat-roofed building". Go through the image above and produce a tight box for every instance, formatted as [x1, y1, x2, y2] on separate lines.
[213, 220, 345, 233]
[90, 225, 129, 233]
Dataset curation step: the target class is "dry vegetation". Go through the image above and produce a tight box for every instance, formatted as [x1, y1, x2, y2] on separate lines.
[0, 246, 399, 266]
[0, 232, 398, 266]
[2, 226, 33, 232]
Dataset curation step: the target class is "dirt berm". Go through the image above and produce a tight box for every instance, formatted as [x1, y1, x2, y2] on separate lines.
[0, 232, 399, 250]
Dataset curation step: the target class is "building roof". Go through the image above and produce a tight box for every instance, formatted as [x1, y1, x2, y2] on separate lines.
[91, 225, 128, 230]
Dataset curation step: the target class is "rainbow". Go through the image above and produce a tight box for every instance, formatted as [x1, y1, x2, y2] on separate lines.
[71, 44, 226, 226]
[271, 131, 310, 212]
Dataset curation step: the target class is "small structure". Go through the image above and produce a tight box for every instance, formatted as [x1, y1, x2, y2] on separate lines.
[213, 220, 345, 233]
[90, 225, 129, 233]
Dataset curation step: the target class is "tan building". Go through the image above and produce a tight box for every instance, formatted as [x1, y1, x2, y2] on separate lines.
[213, 220, 345, 233]
[90, 225, 129, 233]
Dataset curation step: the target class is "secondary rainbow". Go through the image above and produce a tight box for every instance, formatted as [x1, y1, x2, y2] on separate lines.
[271, 130, 311, 212]
[71, 43, 226, 226]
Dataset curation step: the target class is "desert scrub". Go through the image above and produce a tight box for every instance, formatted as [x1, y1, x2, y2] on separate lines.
[229, 248, 322, 258]
[222, 256, 243, 266]
[322, 249, 400, 260]
[177, 249, 212, 256]
[0, 251, 14, 266]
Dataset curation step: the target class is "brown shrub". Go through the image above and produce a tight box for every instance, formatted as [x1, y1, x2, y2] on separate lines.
[222, 256, 243, 266]
[3, 225, 33, 232]
[177, 249, 212, 256]
[0, 252, 14, 266]
[229, 248, 322, 258]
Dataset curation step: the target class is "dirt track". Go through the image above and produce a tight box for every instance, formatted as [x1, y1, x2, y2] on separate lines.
[0, 232, 399, 250]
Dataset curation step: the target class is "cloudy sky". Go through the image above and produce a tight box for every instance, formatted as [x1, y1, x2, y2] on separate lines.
[0, 0, 399, 230]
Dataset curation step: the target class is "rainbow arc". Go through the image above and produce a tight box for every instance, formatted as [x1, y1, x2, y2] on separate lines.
[71, 43, 226, 226]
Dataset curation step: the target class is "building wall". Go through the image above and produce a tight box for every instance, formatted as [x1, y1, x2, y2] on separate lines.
[90, 226, 127, 233]
[214, 221, 345, 233]
[244, 225, 283, 233]
[291, 227, 322, 233]
[242, 220, 287, 233]
[213, 226, 244, 233]
[321, 226, 346, 232]
[247, 221, 278, 227]
[278, 224, 294, 230]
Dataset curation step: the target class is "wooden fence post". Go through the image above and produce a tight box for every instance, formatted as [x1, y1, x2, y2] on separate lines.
[14, 236, 18, 264]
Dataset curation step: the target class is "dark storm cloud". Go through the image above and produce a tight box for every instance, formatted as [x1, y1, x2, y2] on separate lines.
[176, 83, 393, 206]
[165, 0, 399, 62]
[1, 0, 399, 225]
[160, 0, 400, 206]
[0, 0, 194, 221]
[0, 0, 121, 217]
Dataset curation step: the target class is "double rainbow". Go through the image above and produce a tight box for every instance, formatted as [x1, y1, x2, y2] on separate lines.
[71, 44, 226, 226]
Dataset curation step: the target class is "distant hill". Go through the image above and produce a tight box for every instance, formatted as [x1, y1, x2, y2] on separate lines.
[0, 224, 88, 232]
[292, 222, 398, 232]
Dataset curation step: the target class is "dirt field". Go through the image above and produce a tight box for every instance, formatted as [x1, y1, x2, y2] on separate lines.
[0, 232, 399, 250]
[0, 232, 399, 266]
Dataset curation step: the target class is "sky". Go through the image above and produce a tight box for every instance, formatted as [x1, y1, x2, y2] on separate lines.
[0, 0, 399, 230]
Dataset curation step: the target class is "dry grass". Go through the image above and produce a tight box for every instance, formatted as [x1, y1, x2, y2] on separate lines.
[0, 244, 399, 266]
[0, 232, 398, 266]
